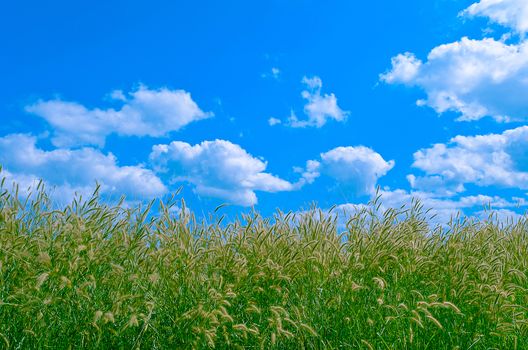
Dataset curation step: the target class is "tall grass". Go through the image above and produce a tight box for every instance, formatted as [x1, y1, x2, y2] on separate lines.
[1, 180, 528, 349]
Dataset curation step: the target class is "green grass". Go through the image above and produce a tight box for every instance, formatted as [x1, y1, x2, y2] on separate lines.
[1, 181, 528, 349]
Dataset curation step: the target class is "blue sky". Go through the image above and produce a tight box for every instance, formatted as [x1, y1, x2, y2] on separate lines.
[2, 0, 528, 222]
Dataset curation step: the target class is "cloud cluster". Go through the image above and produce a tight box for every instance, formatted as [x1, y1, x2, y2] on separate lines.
[27, 86, 212, 147]
[376, 0, 528, 220]
[149, 139, 296, 206]
[0, 134, 167, 202]
[381, 38, 528, 122]
[3, 78, 391, 206]
[0, 84, 216, 203]
[382, 0, 528, 123]
[146, 141, 396, 206]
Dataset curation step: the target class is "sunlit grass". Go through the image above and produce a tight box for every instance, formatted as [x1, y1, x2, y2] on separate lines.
[1, 178, 527, 349]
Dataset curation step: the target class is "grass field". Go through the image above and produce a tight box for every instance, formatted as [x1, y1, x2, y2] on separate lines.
[1, 181, 528, 349]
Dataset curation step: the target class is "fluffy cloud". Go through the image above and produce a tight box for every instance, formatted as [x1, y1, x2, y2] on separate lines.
[149, 140, 296, 206]
[410, 126, 528, 191]
[382, 37, 528, 122]
[0, 134, 167, 202]
[301, 146, 395, 196]
[381, 53, 422, 84]
[287, 76, 349, 128]
[463, 0, 528, 34]
[375, 189, 525, 224]
[26, 85, 212, 147]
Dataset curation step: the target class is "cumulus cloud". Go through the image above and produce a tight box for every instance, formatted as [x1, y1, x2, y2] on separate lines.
[463, 0, 528, 35]
[410, 126, 528, 191]
[287, 76, 349, 128]
[300, 146, 394, 196]
[26, 85, 212, 147]
[381, 52, 422, 84]
[0, 134, 167, 202]
[149, 139, 296, 206]
[382, 37, 528, 122]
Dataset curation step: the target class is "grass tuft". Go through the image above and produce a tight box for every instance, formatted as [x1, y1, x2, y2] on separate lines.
[1, 179, 528, 348]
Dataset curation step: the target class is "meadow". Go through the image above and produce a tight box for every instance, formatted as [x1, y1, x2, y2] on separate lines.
[1, 180, 528, 349]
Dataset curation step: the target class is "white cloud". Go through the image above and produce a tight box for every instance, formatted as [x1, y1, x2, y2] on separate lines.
[375, 189, 525, 224]
[406, 174, 466, 197]
[26, 85, 212, 147]
[474, 208, 526, 223]
[295, 160, 321, 187]
[302, 76, 323, 89]
[271, 67, 280, 79]
[109, 89, 127, 101]
[315, 189, 525, 228]
[300, 146, 394, 196]
[381, 52, 422, 84]
[382, 37, 528, 122]
[463, 0, 528, 35]
[411, 126, 528, 191]
[287, 76, 349, 128]
[0, 134, 167, 203]
[268, 117, 282, 126]
[149, 139, 296, 206]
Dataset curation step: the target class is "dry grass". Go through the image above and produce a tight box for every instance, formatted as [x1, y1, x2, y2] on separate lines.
[1, 179, 528, 349]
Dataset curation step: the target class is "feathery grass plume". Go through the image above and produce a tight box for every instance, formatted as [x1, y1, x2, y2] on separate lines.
[0, 171, 528, 348]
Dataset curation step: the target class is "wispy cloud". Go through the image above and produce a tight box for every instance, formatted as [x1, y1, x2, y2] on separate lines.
[268, 117, 282, 126]
[261, 67, 281, 80]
